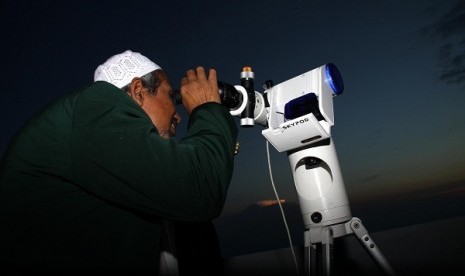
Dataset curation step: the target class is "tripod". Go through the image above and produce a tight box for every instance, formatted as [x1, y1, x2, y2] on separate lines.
[303, 217, 395, 275]
[288, 139, 395, 276]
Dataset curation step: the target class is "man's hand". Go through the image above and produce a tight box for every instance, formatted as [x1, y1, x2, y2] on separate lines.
[180, 67, 220, 114]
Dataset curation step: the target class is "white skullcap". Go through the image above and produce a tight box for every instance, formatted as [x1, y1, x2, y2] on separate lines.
[94, 50, 162, 88]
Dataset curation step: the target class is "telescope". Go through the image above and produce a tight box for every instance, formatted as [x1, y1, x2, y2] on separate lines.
[175, 63, 395, 276]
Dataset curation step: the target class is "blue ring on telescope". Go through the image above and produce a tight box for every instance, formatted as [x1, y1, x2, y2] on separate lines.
[325, 63, 344, 95]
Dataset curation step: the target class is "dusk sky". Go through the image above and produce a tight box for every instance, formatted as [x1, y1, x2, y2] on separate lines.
[1, 0, 464, 259]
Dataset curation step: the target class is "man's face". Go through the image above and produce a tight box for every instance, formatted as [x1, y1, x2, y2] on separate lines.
[141, 72, 181, 139]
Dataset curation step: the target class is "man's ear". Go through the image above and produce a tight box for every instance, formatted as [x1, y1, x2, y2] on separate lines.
[128, 78, 145, 106]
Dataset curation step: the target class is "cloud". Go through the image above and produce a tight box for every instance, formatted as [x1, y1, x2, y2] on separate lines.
[256, 199, 286, 207]
[436, 186, 465, 197]
[422, 0, 465, 85]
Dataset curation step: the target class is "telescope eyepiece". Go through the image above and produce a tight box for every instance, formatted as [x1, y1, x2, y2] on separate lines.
[173, 81, 243, 111]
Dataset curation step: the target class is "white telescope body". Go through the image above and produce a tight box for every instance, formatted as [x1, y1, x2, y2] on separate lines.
[246, 64, 394, 275]
[258, 64, 351, 229]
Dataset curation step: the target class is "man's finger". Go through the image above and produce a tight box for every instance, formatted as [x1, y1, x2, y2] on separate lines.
[195, 66, 207, 80]
[186, 69, 196, 81]
[208, 68, 217, 87]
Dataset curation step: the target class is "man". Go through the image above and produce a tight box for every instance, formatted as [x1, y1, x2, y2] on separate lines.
[0, 50, 238, 275]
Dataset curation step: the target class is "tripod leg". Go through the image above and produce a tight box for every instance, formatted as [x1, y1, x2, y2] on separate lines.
[304, 244, 318, 276]
[349, 218, 396, 276]
[305, 227, 334, 276]
[304, 229, 317, 276]
[321, 227, 334, 276]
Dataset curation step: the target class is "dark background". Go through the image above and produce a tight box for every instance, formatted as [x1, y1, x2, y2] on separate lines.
[1, 0, 464, 270]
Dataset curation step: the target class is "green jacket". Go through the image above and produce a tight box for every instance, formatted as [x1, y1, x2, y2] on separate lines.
[0, 81, 238, 274]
